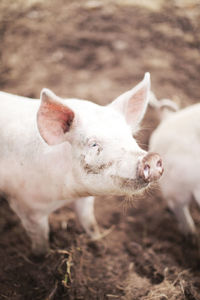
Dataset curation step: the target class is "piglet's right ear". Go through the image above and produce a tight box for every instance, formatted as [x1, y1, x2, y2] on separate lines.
[37, 88, 74, 145]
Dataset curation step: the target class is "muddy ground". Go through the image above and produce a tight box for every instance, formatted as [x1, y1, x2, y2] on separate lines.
[0, 0, 200, 299]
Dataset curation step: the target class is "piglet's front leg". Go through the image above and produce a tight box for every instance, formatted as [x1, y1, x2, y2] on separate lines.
[22, 214, 50, 256]
[10, 199, 50, 256]
[74, 196, 102, 240]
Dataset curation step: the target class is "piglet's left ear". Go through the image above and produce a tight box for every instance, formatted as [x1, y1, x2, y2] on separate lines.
[109, 72, 150, 131]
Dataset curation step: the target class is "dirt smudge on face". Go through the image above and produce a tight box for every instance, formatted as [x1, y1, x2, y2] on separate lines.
[80, 155, 113, 175]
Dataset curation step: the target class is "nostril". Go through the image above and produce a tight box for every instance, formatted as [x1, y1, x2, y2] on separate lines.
[156, 158, 163, 175]
[156, 159, 162, 168]
[143, 164, 150, 180]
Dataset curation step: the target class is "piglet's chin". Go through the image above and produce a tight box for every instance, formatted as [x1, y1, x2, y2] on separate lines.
[111, 175, 150, 196]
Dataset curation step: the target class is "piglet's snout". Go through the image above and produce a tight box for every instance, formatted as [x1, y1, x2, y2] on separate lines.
[137, 152, 163, 183]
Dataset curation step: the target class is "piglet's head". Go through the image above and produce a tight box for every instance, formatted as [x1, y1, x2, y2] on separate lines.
[37, 89, 75, 145]
[36, 73, 163, 198]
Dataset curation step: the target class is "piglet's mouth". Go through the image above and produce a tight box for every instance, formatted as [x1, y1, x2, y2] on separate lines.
[111, 175, 150, 192]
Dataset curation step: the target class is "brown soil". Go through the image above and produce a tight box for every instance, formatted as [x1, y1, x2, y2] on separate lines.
[0, 0, 200, 299]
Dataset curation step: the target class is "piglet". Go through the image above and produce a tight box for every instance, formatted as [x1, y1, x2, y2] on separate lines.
[149, 93, 200, 237]
[0, 73, 163, 255]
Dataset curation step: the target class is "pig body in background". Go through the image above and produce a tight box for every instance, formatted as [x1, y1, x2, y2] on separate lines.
[149, 97, 200, 236]
[0, 73, 163, 255]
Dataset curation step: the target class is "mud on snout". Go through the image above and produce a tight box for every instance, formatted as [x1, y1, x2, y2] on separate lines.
[112, 152, 163, 195]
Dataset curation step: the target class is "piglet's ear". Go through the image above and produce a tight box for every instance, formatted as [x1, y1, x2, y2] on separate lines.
[37, 88, 74, 145]
[110, 73, 150, 131]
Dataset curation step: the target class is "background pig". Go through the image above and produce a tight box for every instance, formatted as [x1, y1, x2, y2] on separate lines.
[0, 73, 163, 255]
[149, 94, 200, 237]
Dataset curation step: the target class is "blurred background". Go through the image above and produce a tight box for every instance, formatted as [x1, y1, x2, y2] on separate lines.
[0, 1, 200, 299]
[0, 0, 199, 106]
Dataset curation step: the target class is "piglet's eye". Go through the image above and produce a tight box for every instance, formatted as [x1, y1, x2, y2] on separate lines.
[88, 140, 99, 148]
[88, 139, 101, 149]
[91, 143, 98, 147]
